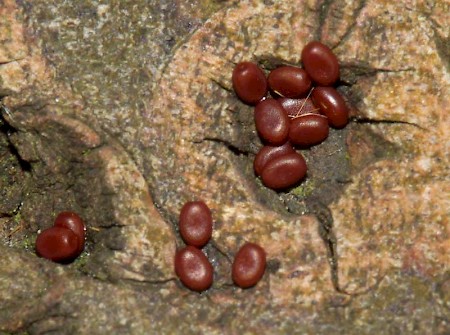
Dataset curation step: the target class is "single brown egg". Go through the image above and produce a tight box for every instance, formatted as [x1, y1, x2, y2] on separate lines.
[175, 246, 213, 292]
[232, 242, 266, 288]
[301, 41, 340, 86]
[232, 62, 268, 105]
[179, 201, 213, 248]
[268, 66, 311, 98]
[289, 113, 329, 147]
[254, 98, 290, 145]
[261, 152, 307, 190]
[312, 86, 349, 128]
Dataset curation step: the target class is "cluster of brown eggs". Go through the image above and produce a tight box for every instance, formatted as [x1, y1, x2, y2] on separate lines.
[174, 201, 266, 292]
[175, 201, 214, 292]
[32, 42, 348, 296]
[35, 211, 86, 263]
[33, 202, 266, 292]
[232, 41, 349, 190]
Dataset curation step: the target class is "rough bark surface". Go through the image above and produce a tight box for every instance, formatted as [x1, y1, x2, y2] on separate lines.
[0, 0, 448, 334]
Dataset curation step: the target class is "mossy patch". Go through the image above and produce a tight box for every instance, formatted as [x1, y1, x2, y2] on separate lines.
[291, 179, 316, 199]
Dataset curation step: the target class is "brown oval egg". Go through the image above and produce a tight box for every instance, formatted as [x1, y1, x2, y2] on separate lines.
[179, 201, 213, 248]
[253, 142, 295, 176]
[312, 86, 349, 128]
[289, 114, 329, 147]
[254, 99, 290, 145]
[278, 97, 319, 118]
[232, 242, 266, 288]
[301, 41, 340, 86]
[268, 66, 311, 98]
[54, 211, 85, 254]
[35, 226, 80, 263]
[232, 62, 268, 105]
[175, 246, 213, 292]
[261, 152, 307, 190]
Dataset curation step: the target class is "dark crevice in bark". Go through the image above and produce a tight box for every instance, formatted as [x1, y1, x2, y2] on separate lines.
[306, 193, 386, 297]
[330, 0, 367, 50]
[0, 58, 26, 65]
[351, 117, 426, 130]
[5, 139, 33, 172]
[305, 197, 340, 292]
[340, 63, 415, 86]
[210, 77, 232, 92]
[0, 105, 29, 223]
[319, 177, 353, 184]
[0, 203, 22, 218]
[193, 137, 253, 157]
[210, 239, 232, 263]
[1, 109, 32, 171]
[317, 0, 334, 41]
[431, 23, 450, 71]
[121, 276, 176, 285]
[0, 103, 15, 128]
[96, 223, 127, 231]
[255, 55, 302, 72]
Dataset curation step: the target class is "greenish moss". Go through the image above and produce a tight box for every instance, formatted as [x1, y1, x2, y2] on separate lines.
[82, 148, 93, 156]
[291, 179, 316, 198]
[20, 234, 36, 251]
[383, 145, 402, 159]
[13, 212, 22, 224]
[71, 250, 90, 270]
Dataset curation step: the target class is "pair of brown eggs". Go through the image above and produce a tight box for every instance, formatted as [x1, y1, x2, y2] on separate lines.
[232, 41, 349, 190]
[174, 201, 266, 292]
[35, 211, 86, 263]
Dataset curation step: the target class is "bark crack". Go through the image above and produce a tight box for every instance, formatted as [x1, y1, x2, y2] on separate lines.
[430, 21, 450, 72]
[305, 197, 340, 292]
[209, 77, 232, 93]
[317, 0, 335, 41]
[192, 136, 253, 157]
[351, 117, 426, 130]
[121, 276, 176, 285]
[307, 197, 386, 296]
[340, 63, 415, 78]
[0, 57, 26, 66]
[330, 0, 367, 50]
